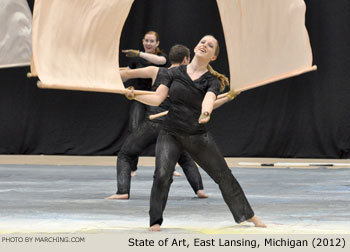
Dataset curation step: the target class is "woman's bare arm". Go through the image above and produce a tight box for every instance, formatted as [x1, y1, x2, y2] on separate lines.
[199, 91, 217, 124]
[213, 96, 230, 109]
[120, 66, 159, 83]
[139, 52, 167, 65]
[126, 84, 169, 106]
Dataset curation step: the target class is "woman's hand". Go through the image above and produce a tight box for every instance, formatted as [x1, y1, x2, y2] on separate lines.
[226, 89, 240, 100]
[124, 86, 136, 100]
[122, 49, 140, 57]
[198, 111, 211, 124]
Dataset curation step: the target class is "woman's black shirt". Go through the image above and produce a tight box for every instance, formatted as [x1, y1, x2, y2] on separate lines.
[128, 52, 169, 91]
[161, 65, 221, 134]
[145, 67, 171, 123]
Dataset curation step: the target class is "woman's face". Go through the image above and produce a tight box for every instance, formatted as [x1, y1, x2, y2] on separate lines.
[194, 35, 217, 61]
[142, 34, 159, 54]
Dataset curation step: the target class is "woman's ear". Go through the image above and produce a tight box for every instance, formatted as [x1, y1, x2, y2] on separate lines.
[210, 55, 217, 61]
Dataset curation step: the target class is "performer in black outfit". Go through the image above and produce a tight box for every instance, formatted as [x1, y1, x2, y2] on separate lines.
[123, 31, 168, 130]
[122, 31, 169, 175]
[106, 45, 208, 200]
[126, 35, 266, 231]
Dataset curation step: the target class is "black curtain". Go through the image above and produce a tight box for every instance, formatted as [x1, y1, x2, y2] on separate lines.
[0, 0, 349, 158]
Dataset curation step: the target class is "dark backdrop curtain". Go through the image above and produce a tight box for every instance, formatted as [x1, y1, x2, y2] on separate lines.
[0, 0, 349, 158]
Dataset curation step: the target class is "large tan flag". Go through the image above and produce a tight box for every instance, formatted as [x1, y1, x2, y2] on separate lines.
[32, 0, 134, 93]
[0, 0, 32, 69]
[216, 0, 316, 93]
[32, 0, 315, 98]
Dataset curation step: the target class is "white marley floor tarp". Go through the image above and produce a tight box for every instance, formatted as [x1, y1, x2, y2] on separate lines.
[0, 0, 32, 68]
[0, 162, 349, 234]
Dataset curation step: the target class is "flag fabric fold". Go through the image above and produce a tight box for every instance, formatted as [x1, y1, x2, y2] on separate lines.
[216, 0, 316, 92]
[0, 0, 32, 69]
[32, 0, 134, 93]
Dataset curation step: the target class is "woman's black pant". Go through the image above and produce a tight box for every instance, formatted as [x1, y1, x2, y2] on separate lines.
[149, 130, 255, 226]
[127, 101, 146, 172]
[116, 120, 204, 196]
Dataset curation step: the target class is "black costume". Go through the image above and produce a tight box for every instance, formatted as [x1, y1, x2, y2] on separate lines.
[116, 68, 204, 197]
[126, 52, 169, 172]
[149, 65, 254, 227]
[127, 52, 169, 129]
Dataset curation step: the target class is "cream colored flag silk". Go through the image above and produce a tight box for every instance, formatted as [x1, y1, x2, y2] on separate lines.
[32, 0, 134, 93]
[0, 0, 32, 69]
[32, 0, 315, 96]
[216, 0, 316, 92]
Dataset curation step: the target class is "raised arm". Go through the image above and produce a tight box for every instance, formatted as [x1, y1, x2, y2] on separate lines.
[139, 52, 167, 65]
[213, 89, 241, 109]
[213, 96, 230, 110]
[120, 66, 159, 83]
[122, 50, 167, 65]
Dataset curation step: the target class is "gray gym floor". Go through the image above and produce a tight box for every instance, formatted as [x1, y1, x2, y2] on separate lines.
[0, 159, 349, 234]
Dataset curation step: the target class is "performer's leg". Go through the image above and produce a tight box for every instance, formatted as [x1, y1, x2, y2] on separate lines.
[177, 152, 207, 198]
[183, 133, 264, 226]
[129, 101, 146, 131]
[149, 130, 182, 230]
[130, 158, 138, 176]
[106, 121, 159, 199]
[128, 101, 146, 172]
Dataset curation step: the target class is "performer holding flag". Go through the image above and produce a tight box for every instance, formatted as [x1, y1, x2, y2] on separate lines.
[122, 31, 169, 175]
[106, 44, 208, 200]
[125, 35, 266, 231]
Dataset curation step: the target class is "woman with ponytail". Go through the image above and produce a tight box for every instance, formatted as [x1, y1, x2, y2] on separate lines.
[126, 35, 265, 231]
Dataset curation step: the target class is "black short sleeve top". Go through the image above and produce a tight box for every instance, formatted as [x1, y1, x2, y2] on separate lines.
[128, 52, 169, 91]
[145, 67, 171, 123]
[161, 65, 221, 134]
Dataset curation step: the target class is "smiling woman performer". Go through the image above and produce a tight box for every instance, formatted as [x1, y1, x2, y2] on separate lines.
[126, 35, 266, 231]
[123, 31, 168, 69]
[122, 31, 169, 175]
